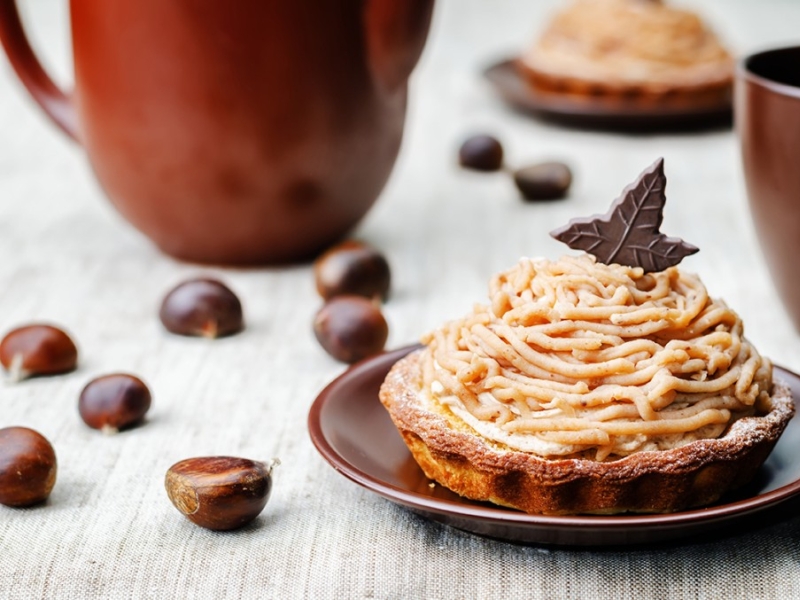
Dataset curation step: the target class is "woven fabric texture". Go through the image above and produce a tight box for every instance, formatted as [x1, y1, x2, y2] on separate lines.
[2, 1, 800, 598]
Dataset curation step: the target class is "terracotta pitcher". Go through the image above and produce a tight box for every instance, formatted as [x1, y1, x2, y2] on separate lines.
[0, 0, 434, 264]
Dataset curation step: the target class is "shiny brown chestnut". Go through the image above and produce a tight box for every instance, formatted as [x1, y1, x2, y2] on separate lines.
[513, 162, 573, 201]
[0, 324, 78, 382]
[79, 373, 152, 434]
[458, 134, 504, 172]
[165, 456, 278, 531]
[159, 278, 244, 338]
[313, 296, 389, 363]
[0, 426, 57, 507]
[314, 240, 391, 301]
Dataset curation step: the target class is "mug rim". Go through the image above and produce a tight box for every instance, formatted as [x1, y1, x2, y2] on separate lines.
[738, 45, 800, 100]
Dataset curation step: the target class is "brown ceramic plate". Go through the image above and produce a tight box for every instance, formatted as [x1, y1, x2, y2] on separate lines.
[483, 59, 732, 132]
[308, 345, 800, 547]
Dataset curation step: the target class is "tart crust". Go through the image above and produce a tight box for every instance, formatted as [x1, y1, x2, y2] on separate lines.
[517, 62, 732, 110]
[379, 349, 795, 515]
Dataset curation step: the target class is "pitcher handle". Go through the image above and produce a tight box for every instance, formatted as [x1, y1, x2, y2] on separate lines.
[364, 0, 435, 93]
[0, 0, 78, 141]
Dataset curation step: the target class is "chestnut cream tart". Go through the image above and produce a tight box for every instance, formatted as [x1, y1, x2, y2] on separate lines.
[519, 0, 733, 104]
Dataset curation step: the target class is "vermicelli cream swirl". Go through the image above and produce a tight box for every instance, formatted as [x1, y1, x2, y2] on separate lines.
[522, 0, 733, 88]
[421, 255, 772, 461]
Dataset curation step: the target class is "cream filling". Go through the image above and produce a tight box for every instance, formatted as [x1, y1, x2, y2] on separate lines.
[424, 381, 583, 456]
[419, 256, 770, 460]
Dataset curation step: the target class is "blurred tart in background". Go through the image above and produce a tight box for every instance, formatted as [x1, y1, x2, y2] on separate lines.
[519, 0, 733, 105]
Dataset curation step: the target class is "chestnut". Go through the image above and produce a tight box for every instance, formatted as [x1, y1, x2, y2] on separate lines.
[513, 162, 572, 201]
[313, 240, 391, 301]
[0, 324, 78, 382]
[0, 426, 57, 507]
[165, 456, 278, 530]
[458, 134, 504, 172]
[159, 278, 244, 338]
[313, 296, 388, 363]
[79, 373, 152, 434]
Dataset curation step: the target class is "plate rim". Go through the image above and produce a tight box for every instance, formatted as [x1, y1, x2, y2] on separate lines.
[308, 345, 800, 541]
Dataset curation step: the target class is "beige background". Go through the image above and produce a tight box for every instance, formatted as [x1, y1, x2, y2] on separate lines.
[2, 1, 800, 598]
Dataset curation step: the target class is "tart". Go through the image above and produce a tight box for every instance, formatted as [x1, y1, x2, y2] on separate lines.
[518, 0, 733, 106]
[378, 161, 794, 515]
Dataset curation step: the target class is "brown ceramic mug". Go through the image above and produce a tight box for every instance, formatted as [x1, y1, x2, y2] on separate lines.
[737, 46, 800, 330]
[0, 1, 433, 264]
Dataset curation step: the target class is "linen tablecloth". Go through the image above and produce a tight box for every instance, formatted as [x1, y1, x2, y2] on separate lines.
[2, 1, 800, 598]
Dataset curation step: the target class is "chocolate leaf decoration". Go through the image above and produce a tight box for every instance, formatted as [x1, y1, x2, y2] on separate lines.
[549, 158, 698, 272]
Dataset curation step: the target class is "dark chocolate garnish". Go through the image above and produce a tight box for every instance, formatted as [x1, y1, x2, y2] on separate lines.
[549, 158, 698, 272]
